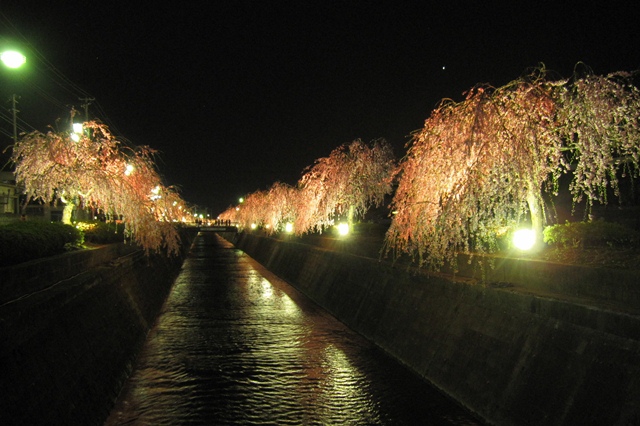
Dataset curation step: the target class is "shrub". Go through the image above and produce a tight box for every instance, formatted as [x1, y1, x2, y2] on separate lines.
[0, 221, 84, 267]
[543, 220, 640, 248]
[78, 221, 125, 244]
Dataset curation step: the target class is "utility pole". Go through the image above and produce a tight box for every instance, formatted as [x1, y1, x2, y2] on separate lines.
[78, 97, 94, 121]
[10, 94, 19, 144]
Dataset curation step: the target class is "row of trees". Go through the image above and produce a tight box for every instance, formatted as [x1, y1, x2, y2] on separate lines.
[218, 139, 396, 235]
[221, 65, 640, 270]
[12, 65, 636, 266]
[387, 66, 640, 268]
[11, 120, 185, 255]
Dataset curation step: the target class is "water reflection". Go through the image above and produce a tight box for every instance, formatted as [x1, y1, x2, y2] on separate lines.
[105, 233, 482, 425]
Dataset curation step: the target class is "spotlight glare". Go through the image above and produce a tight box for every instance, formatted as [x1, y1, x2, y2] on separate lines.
[337, 222, 349, 236]
[513, 229, 536, 250]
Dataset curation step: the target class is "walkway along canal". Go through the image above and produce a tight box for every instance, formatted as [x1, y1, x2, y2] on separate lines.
[105, 232, 483, 425]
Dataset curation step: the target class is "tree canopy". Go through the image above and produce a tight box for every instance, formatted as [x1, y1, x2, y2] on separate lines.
[11, 121, 185, 255]
[221, 139, 396, 235]
[220, 65, 640, 272]
[385, 66, 640, 269]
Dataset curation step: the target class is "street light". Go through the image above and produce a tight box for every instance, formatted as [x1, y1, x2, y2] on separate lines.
[1, 51, 26, 69]
[1, 50, 26, 145]
[71, 122, 83, 142]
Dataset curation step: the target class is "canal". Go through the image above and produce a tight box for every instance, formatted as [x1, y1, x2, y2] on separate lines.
[105, 232, 483, 425]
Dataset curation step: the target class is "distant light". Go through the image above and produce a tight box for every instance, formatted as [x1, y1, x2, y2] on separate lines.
[150, 185, 162, 200]
[513, 229, 536, 250]
[1, 51, 26, 68]
[336, 222, 349, 236]
[72, 123, 83, 134]
[239, 197, 244, 203]
[125, 164, 134, 176]
[284, 222, 293, 233]
[70, 133, 80, 142]
[250, 223, 257, 230]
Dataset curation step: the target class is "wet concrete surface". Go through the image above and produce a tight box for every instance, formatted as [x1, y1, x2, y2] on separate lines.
[105, 232, 483, 425]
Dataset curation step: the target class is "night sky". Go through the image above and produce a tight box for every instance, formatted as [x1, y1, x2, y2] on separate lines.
[1, 1, 639, 215]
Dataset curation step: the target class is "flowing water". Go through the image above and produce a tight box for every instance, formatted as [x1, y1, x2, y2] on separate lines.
[105, 232, 483, 425]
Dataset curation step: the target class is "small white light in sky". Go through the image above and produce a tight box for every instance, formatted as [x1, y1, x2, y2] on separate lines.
[442, 65, 446, 70]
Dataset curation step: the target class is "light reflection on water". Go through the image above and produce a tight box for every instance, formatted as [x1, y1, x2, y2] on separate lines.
[105, 233, 483, 425]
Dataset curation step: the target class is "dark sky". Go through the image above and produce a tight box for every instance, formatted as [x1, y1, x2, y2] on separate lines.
[1, 1, 639, 215]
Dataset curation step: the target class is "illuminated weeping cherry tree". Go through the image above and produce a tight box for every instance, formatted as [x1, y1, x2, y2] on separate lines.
[11, 121, 184, 255]
[385, 67, 640, 270]
[225, 182, 298, 233]
[293, 139, 395, 235]
[234, 189, 268, 230]
[263, 181, 297, 232]
[385, 75, 561, 268]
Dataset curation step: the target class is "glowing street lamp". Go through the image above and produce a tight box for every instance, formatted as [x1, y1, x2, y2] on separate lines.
[1, 51, 26, 69]
[70, 122, 83, 142]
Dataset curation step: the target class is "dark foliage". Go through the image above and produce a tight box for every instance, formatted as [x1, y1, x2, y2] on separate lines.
[83, 221, 125, 244]
[543, 220, 640, 248]
[0, 221, 83, 267]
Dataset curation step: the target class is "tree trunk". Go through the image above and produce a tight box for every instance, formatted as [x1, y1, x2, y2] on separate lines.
[62, 202, 75, 224]
[526, 189, 543, 236]
[347, 205, 355, 227]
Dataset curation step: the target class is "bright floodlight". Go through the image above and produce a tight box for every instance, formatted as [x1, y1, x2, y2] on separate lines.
[284, 222, 293, 233]
[73, 122, 83, 134]
[513, 229, 536, 250]
[124, 164, 135, 176]
[1, 50, 26, 68]
[337, 222, 349, 236]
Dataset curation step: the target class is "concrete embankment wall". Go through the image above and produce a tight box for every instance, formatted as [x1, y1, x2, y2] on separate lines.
[231, 232, 640, 426]
[0, 231, 196, 426]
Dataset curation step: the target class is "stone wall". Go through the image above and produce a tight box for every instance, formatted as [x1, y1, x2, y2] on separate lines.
[231, 232, 640, 426]
[0, 230, 196, 426]
[0, 243, 139, 305]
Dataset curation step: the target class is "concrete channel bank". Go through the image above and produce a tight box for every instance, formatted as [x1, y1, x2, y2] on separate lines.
[228, 231, 640, 426]
[0, 229, 196, 426]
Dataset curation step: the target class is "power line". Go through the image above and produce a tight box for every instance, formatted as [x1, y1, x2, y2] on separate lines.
[0, 12, 120, 137]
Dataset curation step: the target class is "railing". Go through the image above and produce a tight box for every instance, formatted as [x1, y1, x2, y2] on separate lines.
[199, 225, 238, 233]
